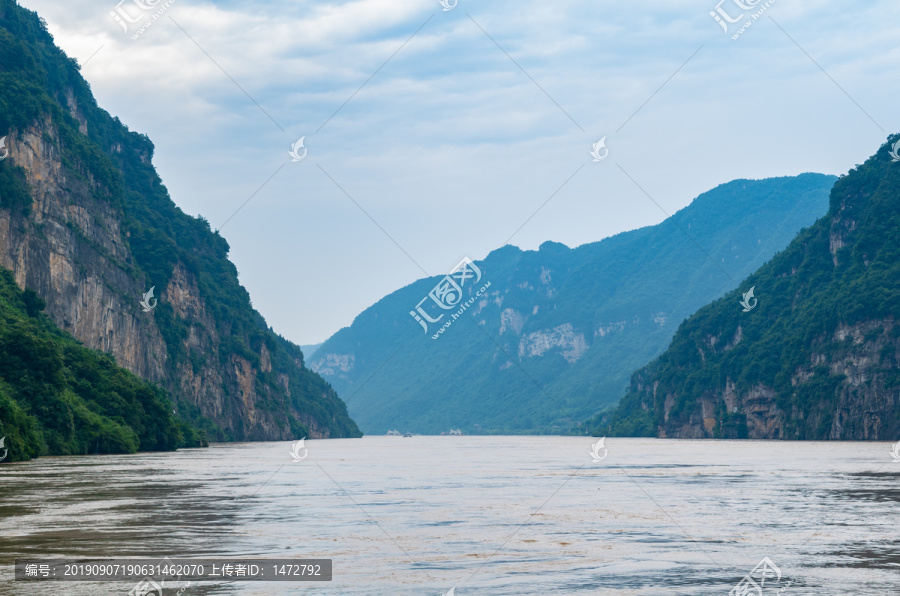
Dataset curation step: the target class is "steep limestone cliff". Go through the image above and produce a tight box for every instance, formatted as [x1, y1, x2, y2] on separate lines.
[1, 118, 168, 384]
[0, 1, 360, 441]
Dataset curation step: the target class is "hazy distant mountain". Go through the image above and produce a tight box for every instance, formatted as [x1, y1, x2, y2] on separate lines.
[300, 343, 323, 359]
[602, 136, 900, 440]
[311, 174, 836, 434]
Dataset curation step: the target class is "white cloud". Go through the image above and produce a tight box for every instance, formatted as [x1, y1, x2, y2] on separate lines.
[19, 0, 900, 343]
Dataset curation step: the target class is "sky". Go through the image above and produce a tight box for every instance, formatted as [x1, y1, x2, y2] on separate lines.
[19, 0, 899, 344]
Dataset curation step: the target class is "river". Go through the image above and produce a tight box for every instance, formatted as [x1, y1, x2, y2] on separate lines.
[0, 437, 897, 594]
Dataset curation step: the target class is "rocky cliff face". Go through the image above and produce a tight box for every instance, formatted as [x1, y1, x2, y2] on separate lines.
[642, 318, 899, 440]
[605, 136, 900, 441]
[1, 118, 168, 384]
[0, 3, 359, 441]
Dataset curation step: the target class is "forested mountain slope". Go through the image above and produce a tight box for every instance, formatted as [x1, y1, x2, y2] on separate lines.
[601, 136, 900, 440]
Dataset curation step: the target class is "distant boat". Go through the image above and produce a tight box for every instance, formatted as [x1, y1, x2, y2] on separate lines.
[403, 432, 413, 438]
[386, 430, 401, 436]
[449, 429, 463, 436]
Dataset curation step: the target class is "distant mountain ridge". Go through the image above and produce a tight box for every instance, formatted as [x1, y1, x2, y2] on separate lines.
[0, 0, 360, 448]
[601, 136, 900, 440]
[311, 173, 836, 434]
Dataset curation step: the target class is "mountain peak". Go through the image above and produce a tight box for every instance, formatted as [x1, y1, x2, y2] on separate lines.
[539, 240, 570, 254]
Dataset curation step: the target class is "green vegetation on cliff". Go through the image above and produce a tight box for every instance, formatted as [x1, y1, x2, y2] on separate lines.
[0, 267, 204, 462]
[600, 136, 900, 440]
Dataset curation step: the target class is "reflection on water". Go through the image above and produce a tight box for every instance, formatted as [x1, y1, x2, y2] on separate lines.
[0, 437, 898, 595]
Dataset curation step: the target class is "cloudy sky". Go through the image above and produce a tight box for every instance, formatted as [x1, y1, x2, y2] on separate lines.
[21, 0, 899, 344]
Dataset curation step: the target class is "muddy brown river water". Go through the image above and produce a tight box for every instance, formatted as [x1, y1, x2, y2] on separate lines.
[0, 437, 897, 594]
